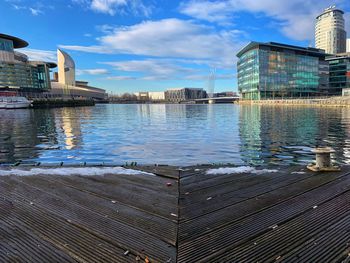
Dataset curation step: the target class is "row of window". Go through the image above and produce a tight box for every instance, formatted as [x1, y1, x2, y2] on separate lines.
[238, 49, 323, 93]
[0, 62, 50, 90]
[0, 39, 14, 52]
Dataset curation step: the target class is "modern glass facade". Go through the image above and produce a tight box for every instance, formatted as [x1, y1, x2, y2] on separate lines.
[0, 38, 14, 52]
[0, 34, 55, 93]
[0, 62, 51, 91]
[327, 54, 350, 95]
[237, 42, 329, 100]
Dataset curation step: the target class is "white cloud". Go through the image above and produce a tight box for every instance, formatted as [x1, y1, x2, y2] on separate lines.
[21, 49, 57, 62]
[106, 59, 194, 74]
[6, 0, 48, 15]
[60, 19, 245, 68]
[91, 0, 127, 15]
[185, 73, 234, 81]
[12, 4, 26, 10]
[103, 59, 234, 81]
[104, 59, 196, 80]
[60, 19, 245, 81]
[72, 0, 152, 16]
[29, 7, 43, 16]
[179, 1, 234, 24]
[96, 24, 116, 33]
[180, 0, 348, 41]
[107, 76, 137, 80]
[76, 69, 109, 75]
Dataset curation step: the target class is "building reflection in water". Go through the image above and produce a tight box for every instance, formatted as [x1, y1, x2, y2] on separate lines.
[130, 104, 241, 165]
[53, 107, 94, 150]
[0, 109, 57, 163]
[340, 108, 350, 164]
[239, 105, 263, 165]
[55, 108, 81, 150]
[239, 104, 348, 165]
[1, 104, 350, 165]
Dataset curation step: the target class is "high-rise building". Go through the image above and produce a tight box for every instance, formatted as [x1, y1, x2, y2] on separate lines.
[0, 33, 55, 93]
[347, 39, 350, 53]
[237, 42, 329, 100]
[315, 6, 347, 54]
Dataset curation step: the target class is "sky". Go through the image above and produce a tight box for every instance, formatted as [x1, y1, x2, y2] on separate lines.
[0, 0, 349, 94]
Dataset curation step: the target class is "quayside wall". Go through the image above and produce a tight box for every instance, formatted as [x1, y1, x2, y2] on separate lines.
[239, 97, 350, 107]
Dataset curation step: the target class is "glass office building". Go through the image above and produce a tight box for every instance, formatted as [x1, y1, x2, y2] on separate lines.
[237, 42, 329, 100]
[327, 53, 350, 95]
[0, 33, 56, 93]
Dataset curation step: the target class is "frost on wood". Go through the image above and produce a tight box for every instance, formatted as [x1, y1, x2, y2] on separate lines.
[206, 166, 278, 175]
[0, 167, 155, 176]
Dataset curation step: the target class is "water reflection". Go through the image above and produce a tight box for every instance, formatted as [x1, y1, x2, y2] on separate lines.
[239, 105, 347, 165]
[55, 108, 84, 150]
[0, 109, 57, 163]
[0, 104, 350, 165]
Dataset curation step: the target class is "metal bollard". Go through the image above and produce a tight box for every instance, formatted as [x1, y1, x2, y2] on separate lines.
[307, 147, 340, 172]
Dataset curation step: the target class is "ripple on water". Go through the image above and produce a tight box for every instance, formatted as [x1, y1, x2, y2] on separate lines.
[0, 104, 349, 166]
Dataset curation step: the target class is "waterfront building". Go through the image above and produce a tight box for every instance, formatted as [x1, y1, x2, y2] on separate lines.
[49, 78, 107, 100]
[134, 91, 165, 102]
[149, 91, 165, 101]
[57, 49, 75, 86]
[315, 6, 347, 54]
[49, 49, 107, 101]
[165, 87, 207, 103]
[326, 53, 350, 96]
[135, 92, 149, 101]
[0, 33, 56, 95]
[237, 42, 329, 100]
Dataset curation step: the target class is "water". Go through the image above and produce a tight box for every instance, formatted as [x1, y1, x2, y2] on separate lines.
[1, 104, 350, 166]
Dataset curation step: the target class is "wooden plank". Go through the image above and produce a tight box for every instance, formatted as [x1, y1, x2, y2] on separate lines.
[0, 175, 177, 262]
[0, 194, 137, 263]
[47, 173, 178, 220]
[179, 168, 320, 221]
[279, 213, 350, 262]
[215, 190, 350, 262]
[13, 175, 178, 245]
[0, 218, 78, 263]
[177, 171, 350, 262]
[178, 171, 345, 242]
[2, 165, 350, 262]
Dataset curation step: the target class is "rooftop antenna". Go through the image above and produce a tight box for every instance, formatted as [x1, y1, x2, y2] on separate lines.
[207, 68, 216, 98]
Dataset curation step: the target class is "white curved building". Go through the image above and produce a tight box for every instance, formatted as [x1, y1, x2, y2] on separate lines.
[57, 49, 76, 86]
[315, 6, 347, 54]
[50, 49, 107, 101]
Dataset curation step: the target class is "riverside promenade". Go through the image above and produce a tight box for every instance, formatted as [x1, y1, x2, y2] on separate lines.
[239, 96, 350, 107]
[1, 164, 350, 262]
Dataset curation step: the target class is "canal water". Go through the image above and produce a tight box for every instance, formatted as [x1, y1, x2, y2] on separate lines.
[1, 104, 349, 166]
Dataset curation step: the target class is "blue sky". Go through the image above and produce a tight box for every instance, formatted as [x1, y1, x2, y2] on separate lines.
[0, 0, 349, 94]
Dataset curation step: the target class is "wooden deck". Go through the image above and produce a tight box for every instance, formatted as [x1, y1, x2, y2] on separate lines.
[1, 165, 350, 262]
